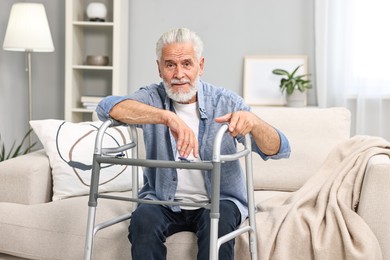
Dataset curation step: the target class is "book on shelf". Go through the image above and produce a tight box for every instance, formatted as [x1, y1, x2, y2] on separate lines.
[80, 96, 104, 103]
[80, 96, 103, 110]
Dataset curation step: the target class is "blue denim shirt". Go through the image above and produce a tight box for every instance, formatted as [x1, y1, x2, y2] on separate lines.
[96, 80, 291, 222]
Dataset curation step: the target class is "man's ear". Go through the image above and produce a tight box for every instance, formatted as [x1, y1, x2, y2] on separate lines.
[156, 60, 162, 78]
[199, 57, 205, 76]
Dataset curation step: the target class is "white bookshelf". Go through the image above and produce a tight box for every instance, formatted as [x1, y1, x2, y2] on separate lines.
[65, 0, 129, 122]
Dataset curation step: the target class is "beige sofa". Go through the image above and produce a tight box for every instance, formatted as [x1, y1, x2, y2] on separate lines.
[0, 106, 389, 260]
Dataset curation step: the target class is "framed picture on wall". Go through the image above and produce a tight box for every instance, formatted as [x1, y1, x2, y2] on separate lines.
[243, 55, 308, 106]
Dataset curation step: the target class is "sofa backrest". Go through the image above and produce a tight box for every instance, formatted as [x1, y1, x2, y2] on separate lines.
[248, 106, 351, 192]
[135, 106, 351, 193]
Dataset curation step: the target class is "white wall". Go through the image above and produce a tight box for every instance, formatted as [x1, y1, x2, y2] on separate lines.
[0, 0, 314, 149]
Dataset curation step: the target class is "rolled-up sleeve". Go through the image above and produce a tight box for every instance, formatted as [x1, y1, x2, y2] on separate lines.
[268, 129, 291, 159]
[249, 128, 291, 160]
[96, 95, 132, 121]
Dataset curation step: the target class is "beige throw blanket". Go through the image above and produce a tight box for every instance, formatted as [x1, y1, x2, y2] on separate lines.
[236, 135, 390, 260]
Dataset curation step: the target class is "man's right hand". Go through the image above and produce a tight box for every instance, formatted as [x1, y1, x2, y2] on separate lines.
[164, 112, 199, 159]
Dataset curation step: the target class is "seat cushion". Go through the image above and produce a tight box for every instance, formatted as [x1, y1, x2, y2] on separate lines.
[0, 192, 197, 260]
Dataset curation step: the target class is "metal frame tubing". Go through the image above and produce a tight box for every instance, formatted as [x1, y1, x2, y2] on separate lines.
[84, 119, 113, 260]
[83, 121, 258, 260]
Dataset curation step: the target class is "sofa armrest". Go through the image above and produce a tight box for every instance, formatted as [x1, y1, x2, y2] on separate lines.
[357, 154, 390, 260]
[0, 150, 52, 204]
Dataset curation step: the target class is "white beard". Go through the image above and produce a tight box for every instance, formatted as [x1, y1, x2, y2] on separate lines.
[163, 77, 199, 103]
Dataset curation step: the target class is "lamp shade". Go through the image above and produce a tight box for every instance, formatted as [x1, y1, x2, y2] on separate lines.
[3, 3, 54, 52]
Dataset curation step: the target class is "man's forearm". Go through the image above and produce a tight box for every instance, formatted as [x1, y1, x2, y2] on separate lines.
[214, 111, 281, 156]
[251, 117, 281, 156]
[109, 99, 171, 125]
[110, 99, 199, 158]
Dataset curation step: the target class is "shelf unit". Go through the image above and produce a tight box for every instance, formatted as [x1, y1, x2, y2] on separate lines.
[65, 0, 129, 122]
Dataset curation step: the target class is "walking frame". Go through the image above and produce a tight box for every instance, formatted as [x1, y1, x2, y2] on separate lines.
[84, 119, 258, 260]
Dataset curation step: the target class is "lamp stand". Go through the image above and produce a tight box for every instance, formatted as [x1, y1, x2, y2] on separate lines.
[26, 50, 33, 146]
[3, 3, 55, 149]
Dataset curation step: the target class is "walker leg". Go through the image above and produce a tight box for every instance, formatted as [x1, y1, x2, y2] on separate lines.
[209, 162, 221, 260]
[84, 207, 97, 260]
[248, 228, 258, 260]
[209, 218, 219, 260]
[244, 135, 258, 260]
[84, 154, 101, 260]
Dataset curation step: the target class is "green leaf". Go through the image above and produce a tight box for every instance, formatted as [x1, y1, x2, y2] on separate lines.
[290, 65, 302, 78]
[295, 74, 310, 80]
[272, 64, 311, 94]
[0, 129, 36, 162]
[286, 84, 294, 95]
[272, 69, 289, 76]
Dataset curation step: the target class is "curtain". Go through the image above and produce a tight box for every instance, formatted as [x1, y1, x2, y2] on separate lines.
[315, 0, 390, 141]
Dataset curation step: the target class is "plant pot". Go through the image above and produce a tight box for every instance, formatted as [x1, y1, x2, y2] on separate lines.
[286, 91, 307, 107]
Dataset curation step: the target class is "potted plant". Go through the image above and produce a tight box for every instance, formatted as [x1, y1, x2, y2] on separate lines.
[0, 129, 36, 162]
[272, 64, 311, 107]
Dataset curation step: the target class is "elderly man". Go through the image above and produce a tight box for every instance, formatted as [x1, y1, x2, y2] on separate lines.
[97, 28, 290, 260]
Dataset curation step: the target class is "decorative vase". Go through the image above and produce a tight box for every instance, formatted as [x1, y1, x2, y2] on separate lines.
[86, 3, 107, 22]
[286, 91, 307, 107]
[86, 55, 109, 66]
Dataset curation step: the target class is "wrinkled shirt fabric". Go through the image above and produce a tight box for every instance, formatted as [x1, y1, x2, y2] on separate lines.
[96, 80, 291, 222]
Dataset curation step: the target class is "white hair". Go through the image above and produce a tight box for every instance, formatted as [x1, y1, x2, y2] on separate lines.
[156, 28, 204, 61]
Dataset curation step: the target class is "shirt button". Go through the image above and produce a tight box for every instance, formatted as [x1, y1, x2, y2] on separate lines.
[173, 177, 177, 182]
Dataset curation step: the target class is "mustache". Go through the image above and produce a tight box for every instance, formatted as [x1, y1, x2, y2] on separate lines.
[171, 78, 190, 84]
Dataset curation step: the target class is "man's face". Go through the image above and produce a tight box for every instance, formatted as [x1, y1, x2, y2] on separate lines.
[157, 42, 204, 103]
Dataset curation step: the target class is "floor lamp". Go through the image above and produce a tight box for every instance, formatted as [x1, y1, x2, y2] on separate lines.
[3, 3, 55, 146]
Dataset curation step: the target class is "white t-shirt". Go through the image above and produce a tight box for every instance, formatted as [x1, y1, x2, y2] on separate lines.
[172, 101, 208, 209]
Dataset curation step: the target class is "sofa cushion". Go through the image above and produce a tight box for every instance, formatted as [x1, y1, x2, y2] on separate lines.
[249, 107, 351, 191]
[30, 120, 142, 201]
[0, 189, 291, 260]
[0, 192, 198, 260]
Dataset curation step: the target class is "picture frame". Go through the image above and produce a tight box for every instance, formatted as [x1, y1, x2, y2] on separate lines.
[243, 55, 308, 106]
